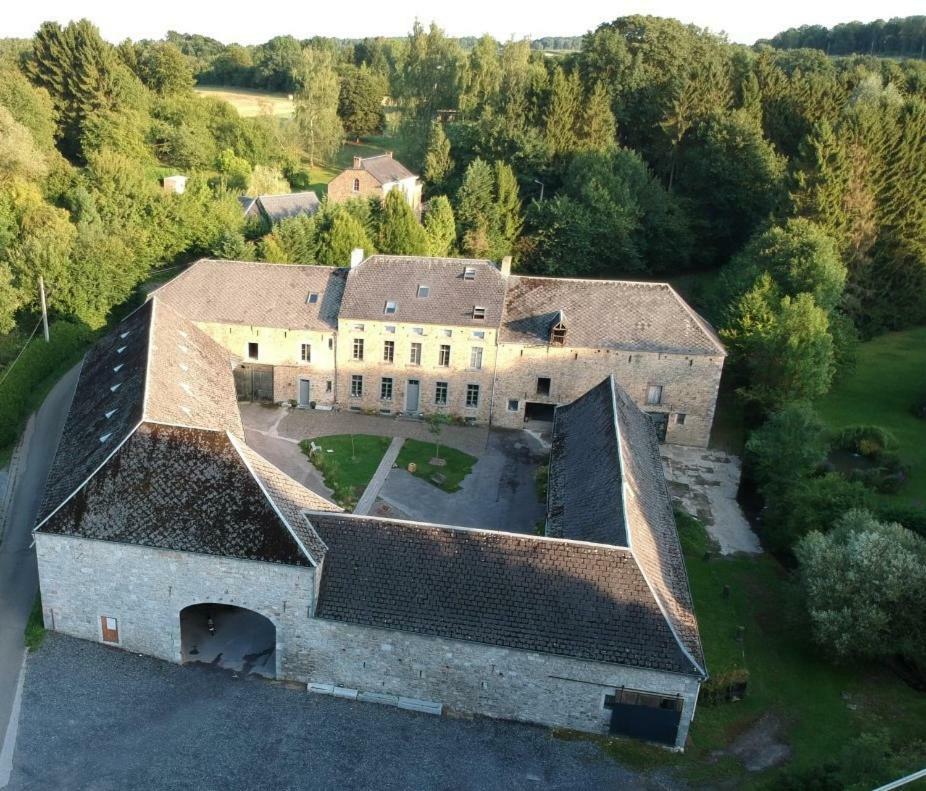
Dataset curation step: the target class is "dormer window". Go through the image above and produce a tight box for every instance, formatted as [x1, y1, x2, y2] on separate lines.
[472, 306, 486, 320]
[306, 292, 319, 304]
[384, 300, 398, 315]
[417, 285, 430, 298]
[550, 310, 567, 346]
[463, 267, 476, 280]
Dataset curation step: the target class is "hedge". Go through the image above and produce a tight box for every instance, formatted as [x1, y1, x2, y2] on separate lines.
[0, 321, 94, 450]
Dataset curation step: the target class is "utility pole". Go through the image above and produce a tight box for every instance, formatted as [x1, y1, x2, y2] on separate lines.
[534, 179, 545, 201]
[38, 276, 49, 343]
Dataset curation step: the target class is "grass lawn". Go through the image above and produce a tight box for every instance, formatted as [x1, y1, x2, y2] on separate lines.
[816, 326, 926, 507]
[300, 434, 391, 509]
[395, 438, 476, 493]
[24, 594, 45, 651]
[194, 85, 295, 117]
[576, 513, 926, 787]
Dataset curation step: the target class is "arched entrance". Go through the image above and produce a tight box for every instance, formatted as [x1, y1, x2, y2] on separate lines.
[179, 603, 277, 678]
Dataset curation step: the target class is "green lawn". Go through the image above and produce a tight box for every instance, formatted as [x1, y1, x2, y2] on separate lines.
[300, 434, 391, 509]
[816, 326, 926, 507]
[581, 513, 926, 787]
[396, 438, 476, 493]
[24, 594, 45, 651]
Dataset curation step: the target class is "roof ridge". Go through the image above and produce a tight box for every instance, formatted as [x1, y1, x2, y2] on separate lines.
[258, 190, 319, 199]
[227, 432, 322, 567]
[364, 255, 496, 266]
[509, 273, 671, 289]
[303, 509, 635, 554]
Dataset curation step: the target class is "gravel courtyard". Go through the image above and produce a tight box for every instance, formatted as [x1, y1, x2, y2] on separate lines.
[8, 635, 683, 791]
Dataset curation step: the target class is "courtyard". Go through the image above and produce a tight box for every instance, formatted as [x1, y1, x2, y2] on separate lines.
[6, 635, 668, 791]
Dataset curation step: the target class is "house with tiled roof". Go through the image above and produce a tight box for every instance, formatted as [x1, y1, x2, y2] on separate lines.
[327, 153, 422, 213]
[35, 292, 705, 747]
[241, 191, 322, 227]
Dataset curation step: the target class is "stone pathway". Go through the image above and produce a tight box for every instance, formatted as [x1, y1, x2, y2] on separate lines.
[660, 444, 761, 555]
[354, 437, 404, 515]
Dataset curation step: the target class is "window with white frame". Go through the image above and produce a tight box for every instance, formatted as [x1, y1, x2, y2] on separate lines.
[383, 340, 394, 363]
[435, 381, 448, 405]
[409, 342, 422, 365]
[507, 399, 519, 412]
[439, 344, 451, 367]
[384, 300, 398, 315]
[350, 375, 363, 397]
[352, 338, 364, 360]
[417, 285, 430, 298]
[470, 347, 483, 370]
[380, 377, 393, 401]
[472, 305, 486, 320]
[300, 343, 311, 362]
[465, 384, 480, 408]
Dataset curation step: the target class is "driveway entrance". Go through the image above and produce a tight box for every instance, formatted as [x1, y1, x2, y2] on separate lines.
[234, 365, 274, 402]
[180, 604, 276, 678]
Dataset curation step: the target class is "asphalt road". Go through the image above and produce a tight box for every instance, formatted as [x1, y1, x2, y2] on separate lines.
[9, 635, 678, 791]
[0, 363, 81, 774]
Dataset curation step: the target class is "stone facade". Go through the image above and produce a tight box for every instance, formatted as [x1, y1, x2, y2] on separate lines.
[328, 170, 422, 213]
[335, 318, 498, 422]
[490, 343, 725, 447]
[36, 532, 700, 749]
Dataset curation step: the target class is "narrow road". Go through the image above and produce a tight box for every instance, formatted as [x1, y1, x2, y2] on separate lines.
[353, 437, 404, 515]
[0, 363, 81, 775]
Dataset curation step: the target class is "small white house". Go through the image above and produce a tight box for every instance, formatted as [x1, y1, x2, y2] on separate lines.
[162, 175, 188, 195]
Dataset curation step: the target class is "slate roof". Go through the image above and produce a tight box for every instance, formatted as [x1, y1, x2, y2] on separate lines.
[254, 191, 321, 223]
[35, 295, 339, 566]
[309, 513, 695, 673]
[153, 259, 346, 331]
[339, 256, 507, 328]
[39, 424, 325, 567]
[547, 376, 706, 674]
[501, 275, 726, 356]
[354, 154, 417, 184]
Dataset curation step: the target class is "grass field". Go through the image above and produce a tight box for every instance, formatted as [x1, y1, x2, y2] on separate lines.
[300, 434, 391, 509]
[816, 326, 926, 507]
[194, 86, 295, 117]
[395, 438, 476, 493]
[588, 513, 926, 786]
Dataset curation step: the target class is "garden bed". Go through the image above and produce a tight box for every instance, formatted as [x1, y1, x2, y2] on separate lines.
[300, 434, 391, 509]
[395, 439, 476, 493]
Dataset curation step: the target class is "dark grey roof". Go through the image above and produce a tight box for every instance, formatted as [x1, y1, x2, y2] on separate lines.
[339, 256, 506, 328]
[547, 378, 626, 546]
[547, 376, 706, 674]
[238, 196, 257, 215]
[36, 302, 152, 525]
[501, 276, 726, 356]
[153, 259, 346, 331]
[39, 424, 322, 567]
[356, 154, 416, 184]
[309, 513, 696, 674]
[255, 191, 321, 223]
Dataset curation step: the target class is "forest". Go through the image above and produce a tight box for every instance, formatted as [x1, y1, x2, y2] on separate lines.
[1, 15, 926, 781]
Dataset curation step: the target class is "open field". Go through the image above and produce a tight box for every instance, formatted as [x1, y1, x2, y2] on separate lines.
[816, 325, 926, 507]
[194, 85, 295, 117]
[593, 513, 926, 787]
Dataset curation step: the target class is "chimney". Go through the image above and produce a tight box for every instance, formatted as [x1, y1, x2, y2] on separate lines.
[352, 156, 362, 168]
[500, 256, 512, 277]
[350, 248, 365, 268]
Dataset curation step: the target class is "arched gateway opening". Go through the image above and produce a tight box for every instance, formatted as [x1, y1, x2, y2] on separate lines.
[180, 604, 277, 678]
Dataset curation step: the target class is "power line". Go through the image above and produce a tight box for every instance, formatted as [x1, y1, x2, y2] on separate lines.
[0, 315, 45, 390]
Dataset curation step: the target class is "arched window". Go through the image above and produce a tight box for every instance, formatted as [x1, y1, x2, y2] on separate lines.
[352, 178, 361, 192]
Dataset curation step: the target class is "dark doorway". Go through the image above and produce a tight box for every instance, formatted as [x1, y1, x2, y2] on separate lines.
[180, 603, 276, 678]
[234, 365, 274, 402]
[524, 401, 555, 422]
[646, 411, 668, 442]
[608, 689, 682, 746]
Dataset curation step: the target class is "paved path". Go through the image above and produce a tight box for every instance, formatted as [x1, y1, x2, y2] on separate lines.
[0, 363, 81, 787]
[660, 445, 761, 555]
[354, 437, 404, 515]
[9, 635, 676, 791]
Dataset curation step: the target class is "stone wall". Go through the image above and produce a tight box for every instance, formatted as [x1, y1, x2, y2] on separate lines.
[291, 618, 700, 750]
[327, 170, 382, 205]
[335, 318, 498, 422]
[191, 321, 337, 406]
[36, 532, 701, 748]
[35, 533, 315, 679]
[490, 343, 724, 447]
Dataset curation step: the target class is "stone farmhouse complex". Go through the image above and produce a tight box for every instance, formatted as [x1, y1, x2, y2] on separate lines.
[327, 153, 423, 214]
[34, 287, 708, 749]
[153, 254, 725, 446]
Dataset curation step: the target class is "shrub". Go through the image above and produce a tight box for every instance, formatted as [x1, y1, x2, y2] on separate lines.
[877, 501, 926, 538]
[700, 668, 749, 705]
[0, 321, 94, 450]
[832, 425, 896, 457]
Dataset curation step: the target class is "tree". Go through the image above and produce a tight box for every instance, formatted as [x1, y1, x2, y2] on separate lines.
[377, 188, 428, 255]
[425, 411, 452, 460]
[494, 161, 522, 256]
[216, 148, 251, 191]
[722, 276, 836, 410]
[248, 165, 288, 196]
[253, 36, 302, 92]
[544, 66, 582, 157]
[423, 195, 456, 256]
[295, 49, 343, 166]
[0, 106, 47, 182]
[135, 42, 194, 95]
[796, 509, 926, 668]
[455, 158, 497, 256]
[315, 209, 375, 266]
[423, 121, 453, 191]
[578, 81, 616, 152]
[338, 64, 385, 138]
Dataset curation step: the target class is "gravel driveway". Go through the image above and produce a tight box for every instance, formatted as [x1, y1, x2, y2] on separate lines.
[8, 635, 682, 791]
